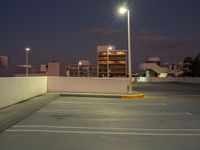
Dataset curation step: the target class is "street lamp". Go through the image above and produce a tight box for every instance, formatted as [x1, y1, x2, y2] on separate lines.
[107, 46, 112, 77]
[87, 61, 90, 77]
[25, 47, 31, 77]
[78, 62, 82, 77]
[119, 6, 133, 93]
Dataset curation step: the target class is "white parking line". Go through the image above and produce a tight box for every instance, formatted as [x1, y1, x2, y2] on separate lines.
[37, 109, 192, 116]
[6, 129, 200, 136]
[51, 101, 167, 106]
[13, 125, 200, 132]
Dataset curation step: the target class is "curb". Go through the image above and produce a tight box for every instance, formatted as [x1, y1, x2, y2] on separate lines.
[60, 92, 144, 99]
[122, 93, 145, 99]
[60, 93, 121, 99]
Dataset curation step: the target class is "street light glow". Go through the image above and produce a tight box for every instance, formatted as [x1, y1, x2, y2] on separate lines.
[78, 62, 82, 66]
[119, 7, 128, 14]
[108, 46, 112, 50]
[25, 47, 31, 51]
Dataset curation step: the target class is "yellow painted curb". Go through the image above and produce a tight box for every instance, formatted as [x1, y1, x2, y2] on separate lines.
[122, 93, 145, 99]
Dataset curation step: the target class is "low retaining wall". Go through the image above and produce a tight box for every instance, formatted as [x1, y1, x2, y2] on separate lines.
[1, 76, 199, 109]
[0, 77, 47, 109]
[136, 77, 200, 84]
[47, 77, 128, 94]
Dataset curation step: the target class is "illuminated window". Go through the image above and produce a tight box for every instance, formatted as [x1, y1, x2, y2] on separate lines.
[99, 61, 108, 64]
[119, 61, 126, 64]
[117, 51, 125, 55]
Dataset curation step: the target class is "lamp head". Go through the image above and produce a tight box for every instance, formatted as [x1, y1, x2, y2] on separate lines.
[78, 62, 82, 66]
[108, 46, 112, 50]
[25, 47, 31, 51]
[119, 7, 128, 14]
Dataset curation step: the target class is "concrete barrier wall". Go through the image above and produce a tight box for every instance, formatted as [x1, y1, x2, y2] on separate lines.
[48, 77, 128, 94]
[1, 76, 199, 109]
[0, 77, 47, 109]
[136, 77, 200, 84]
[176, 77, 200, 84]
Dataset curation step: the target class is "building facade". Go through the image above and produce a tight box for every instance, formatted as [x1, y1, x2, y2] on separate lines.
[97, 45, 127, 77]
[139, 57, 183, 77]
[46, 61, 60, 76]
[67, 60, 97, 77]
[15, 61, 61, 77]
[0, 56, 8, 68]
[0, 56, 9, 77]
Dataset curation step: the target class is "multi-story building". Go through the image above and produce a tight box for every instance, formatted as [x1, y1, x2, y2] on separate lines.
[40, 64, 48, 73]
[0, 56, 8, 68]
[164, 62, 184, 77]
[15, 61, 61, 77]
[139, 57, 183, 77]
[97, 45, 127, 77]
[46, 61, 60, 76]
[67, 60, 97, 77]
[0, 56, 9, 77]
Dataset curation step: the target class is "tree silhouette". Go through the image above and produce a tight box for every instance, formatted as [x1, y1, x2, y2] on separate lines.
[183, 52, 200, 77]
[192, 52, 200, 77]
[183, 57, 193, 77]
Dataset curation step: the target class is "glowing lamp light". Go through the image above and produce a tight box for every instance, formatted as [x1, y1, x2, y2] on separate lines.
[119, 7, 128, 14]
[25, 47, 31, 51]
[78, 62, 82, 66]
[108, 46, 112, 50]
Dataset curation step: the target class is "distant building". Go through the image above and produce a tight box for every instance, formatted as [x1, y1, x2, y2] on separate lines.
[0, 56, 9, 77]
[39, 61, 61, 76]
[15, 61, 61, 77]
[40, 64, 48, 73]
[78, 60, 89, 66]
[46, 61, 60, 76]
[67, 60, 97, 77]
[97, 45, 127, 77]
[163, 62, 183, 77]
[139, 57, 183, 77]
[0, 56, 8, 68]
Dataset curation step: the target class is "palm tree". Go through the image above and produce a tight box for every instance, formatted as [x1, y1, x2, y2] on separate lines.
[183, 57, 193, 76]
[192, 52, 200, 77]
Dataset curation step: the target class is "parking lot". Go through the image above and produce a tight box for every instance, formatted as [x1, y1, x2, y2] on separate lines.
[0, 83, 200, 150]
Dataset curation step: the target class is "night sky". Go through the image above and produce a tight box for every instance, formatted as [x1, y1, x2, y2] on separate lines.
[0, 0, 200, 73]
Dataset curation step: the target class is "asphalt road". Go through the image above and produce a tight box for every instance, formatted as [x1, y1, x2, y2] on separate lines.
[0, 83, 200, 150]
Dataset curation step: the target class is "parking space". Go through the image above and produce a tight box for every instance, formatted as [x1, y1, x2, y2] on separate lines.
[0, 83, 200, 150]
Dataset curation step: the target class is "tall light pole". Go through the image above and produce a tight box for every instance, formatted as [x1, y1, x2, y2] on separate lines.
[25, 47, 31, 77]
[87, 60, 90, 77]
[78, 62, 82, 77]
[119, 7, 133, 93]
[107, 46, 112, 77]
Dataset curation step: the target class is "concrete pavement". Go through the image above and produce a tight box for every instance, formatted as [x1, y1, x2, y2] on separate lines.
[0, 93, 59, 133]
[0, 83, 200, 150]
[0, 91, 144, 133]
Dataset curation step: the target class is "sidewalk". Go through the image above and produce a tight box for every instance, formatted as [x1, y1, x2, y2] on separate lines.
[0, 93, 59, 133]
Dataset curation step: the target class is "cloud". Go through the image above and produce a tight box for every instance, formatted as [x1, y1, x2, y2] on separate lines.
[81, 27, 123, 38]
[134, 29, 200, 49]
[81, 26, 200, 51]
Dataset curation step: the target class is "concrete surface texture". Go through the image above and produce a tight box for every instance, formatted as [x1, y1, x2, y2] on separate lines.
[0, 83, 200, 150]
[136, 77, 200, 83]
[0, 77, 47, 109]
[1, 77, 200, 109]
[48, 77, 128, 93]
[0, 93, 59, 133]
